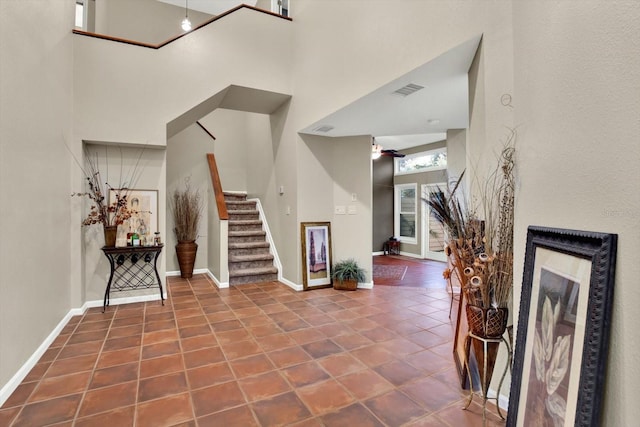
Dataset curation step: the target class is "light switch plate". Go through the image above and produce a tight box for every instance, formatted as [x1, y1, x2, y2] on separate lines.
[348, 205, 357, 215]
[335, 205, 346, 215]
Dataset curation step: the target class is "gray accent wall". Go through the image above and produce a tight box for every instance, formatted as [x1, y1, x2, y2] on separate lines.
[372, 156, 394, 252]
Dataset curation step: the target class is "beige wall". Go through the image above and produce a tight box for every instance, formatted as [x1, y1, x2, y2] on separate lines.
[94, 0, 212, 44]
[3, 2, 639, 423]
[511, 2, 640, 424]
[0, 0, 75, 386]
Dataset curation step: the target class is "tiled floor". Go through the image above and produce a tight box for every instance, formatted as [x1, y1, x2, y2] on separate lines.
[1, 256, 506, 426]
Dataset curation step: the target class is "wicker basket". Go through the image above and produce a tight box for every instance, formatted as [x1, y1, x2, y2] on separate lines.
[333, 279, 357, 291]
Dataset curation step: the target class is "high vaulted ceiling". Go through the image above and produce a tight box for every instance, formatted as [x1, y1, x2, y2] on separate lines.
[157, 0, 256, 16]
[300, 36, 481, 152]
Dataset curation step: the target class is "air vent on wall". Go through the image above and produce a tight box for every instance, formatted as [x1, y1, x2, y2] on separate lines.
[392, 83, 425, 97]
[313, 125, 335, 133]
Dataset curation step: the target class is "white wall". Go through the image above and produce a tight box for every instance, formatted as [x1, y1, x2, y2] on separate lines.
[0, 0, 74, 386]
[511, 2, 640, 424]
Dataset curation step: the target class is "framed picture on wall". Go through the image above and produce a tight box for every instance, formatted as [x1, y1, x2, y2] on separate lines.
[109, 188, 158, 236]
[507, 226, 617, 427]
[301, 222, 332, 290]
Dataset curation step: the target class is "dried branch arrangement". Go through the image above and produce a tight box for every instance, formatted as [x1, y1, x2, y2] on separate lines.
[426, 131, 516, 309]
[171, 178, 203, 242]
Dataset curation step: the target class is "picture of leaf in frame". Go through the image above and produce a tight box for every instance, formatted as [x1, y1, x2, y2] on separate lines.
[525, 268, 578, 427]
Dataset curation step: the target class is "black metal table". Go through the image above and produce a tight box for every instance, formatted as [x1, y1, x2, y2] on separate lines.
[101, 244, 164, 312]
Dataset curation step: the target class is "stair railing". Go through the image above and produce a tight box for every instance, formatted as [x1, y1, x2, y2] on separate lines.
[207, 153, 229, 287]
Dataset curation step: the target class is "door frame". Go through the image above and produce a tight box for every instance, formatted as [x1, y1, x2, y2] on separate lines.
[421, 183, 447, 262]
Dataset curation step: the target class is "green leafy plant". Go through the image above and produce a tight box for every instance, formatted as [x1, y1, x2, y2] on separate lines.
[331, 259, 366, 284]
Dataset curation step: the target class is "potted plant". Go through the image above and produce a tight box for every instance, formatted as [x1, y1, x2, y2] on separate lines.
[331, 258, 366, 291]
[170, 178, 203, 278]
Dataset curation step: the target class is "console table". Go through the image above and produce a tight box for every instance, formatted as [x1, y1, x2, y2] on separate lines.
[101, 244, 164, 312]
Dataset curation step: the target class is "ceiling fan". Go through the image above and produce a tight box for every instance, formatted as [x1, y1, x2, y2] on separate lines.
[372, 141, 405, 159]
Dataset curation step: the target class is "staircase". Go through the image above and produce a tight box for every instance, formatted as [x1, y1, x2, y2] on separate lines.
[225, 192, 278, 285]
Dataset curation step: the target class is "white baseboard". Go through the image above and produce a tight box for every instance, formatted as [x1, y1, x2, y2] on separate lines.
[0, 292, 164, 407]
[372, 251, 384, 256]
[358, 281, 374, 289]
[165, 268, 210, 277]
[278, 276, 303, 291]
[206, 270, 229, 289]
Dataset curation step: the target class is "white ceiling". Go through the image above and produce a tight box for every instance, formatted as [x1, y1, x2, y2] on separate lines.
[156, 0, 256, 16]
[300, 35, 481, 152]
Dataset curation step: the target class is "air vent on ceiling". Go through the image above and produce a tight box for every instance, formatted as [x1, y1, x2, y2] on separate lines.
[313, 125, 335, 133]
[392, 83, 425, 97]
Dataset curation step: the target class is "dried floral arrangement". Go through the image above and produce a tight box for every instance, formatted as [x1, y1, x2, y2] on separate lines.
[71, 146, 146, 227]
[427, 132, 516, 309]
[171, 178, 203, 242]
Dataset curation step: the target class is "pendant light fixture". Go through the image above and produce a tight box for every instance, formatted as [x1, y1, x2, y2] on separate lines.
[181, 0, 192, 31]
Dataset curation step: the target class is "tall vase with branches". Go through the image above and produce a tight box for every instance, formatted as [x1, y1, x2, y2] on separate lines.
[426, 131, 516, 397]
[171, 178, 203, 278]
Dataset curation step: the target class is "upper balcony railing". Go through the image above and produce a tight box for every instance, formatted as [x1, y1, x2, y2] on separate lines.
[73, 1, 291, 49]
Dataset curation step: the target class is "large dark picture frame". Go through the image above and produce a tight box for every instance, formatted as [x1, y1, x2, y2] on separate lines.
[301, 222, 333, 290]
[507, 226, 617, 427]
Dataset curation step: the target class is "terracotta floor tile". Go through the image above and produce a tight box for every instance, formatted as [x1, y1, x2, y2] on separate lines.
[221, 339, 263, 360]
[350, 345, 396, 367]
[136, 393, 194, 427]
[139, 353, 185, 378]
[180, 334, 218, 352]
[267, 346, 311, 368]
[28, 371, 91, 402]
[187, 361, 235, 389]
[4, 260, 504, 427]
[211, 319, 244, 332]
[77, 382, 137, 417]
[403, 349, 452, 375]
[401, 375, 466, 412]
[251, 391, 312, 426]
[12, 393, 82, 426]
[331, 332, 373, 351]
[373, 359, 424, 387]
[138, 371, 189, 402]
[255, 332, 296, 352]
[102, 335, 142, 352]
[191, 381, 246, 417]
[1, 381, 37, 408]
[96, 347, 140, 369]
[318, 353, 367, 378]
[45, 354, 98, 378]
[238, 370, 291, 401]
[297, 379, 355, 416]
[183, 346, 225, 368]
[319, 403, 385, 427]
[74, 405, 135, 427]
[408, 329, 450, 349]
[107, 324, 144, 339]
[144, 319, 176, 333]
[57, 340, 103, 359]
[301, 339, 343, 359]
[89, 362, 138, 389]
[364, 389, 425, 426]
[229, 354, 275, 379]
[143, 328, 179, 345]
[197, 405, 259, 427]
[281, 361, 330, 388]
[337, 369, 394, 400]
[179, 324, 212, 339]
[246, 323, 283, 338]
[0, 407, 20, 425]
[141, 340, 182, 360]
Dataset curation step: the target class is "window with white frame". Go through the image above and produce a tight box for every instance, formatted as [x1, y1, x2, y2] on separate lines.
[395, 147, 447, 176]
[395, 183, 417, 243]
